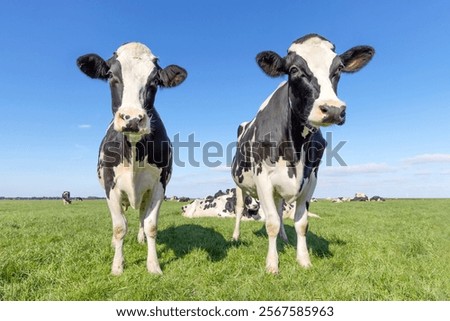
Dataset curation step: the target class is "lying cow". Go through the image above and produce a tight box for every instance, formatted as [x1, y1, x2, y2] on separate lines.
[77, 42, 187, 275]
[370, 195, 385, 202]
[231, 34, 374, 273]
[351, 193, 369, 201]
[182, 189, 262, 220]
[182, 189, 319, 222]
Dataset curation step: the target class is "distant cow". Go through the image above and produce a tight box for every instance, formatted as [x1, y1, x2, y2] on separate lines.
[370, 195, 385, 202]
[62, 191, 71, 205]
[331, 197, 350, 203]
[231, 34, 374, 273]
[351, 193, 369, 202]
[77, 42, 187, 275]
[182, 189, 262, 220]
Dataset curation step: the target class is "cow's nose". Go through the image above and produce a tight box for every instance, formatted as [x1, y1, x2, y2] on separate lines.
[319, 105, 330, 114]
[320, 104, 346, 125]
[115, 110, 148, 133]
[122, 117, 141, 132]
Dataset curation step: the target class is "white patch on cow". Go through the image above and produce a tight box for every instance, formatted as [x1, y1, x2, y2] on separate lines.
[289, 37, 345, 126]
[111, 148, 164, 209]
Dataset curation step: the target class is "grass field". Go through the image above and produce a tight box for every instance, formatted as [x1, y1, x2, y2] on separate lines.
[0, 199, 449, 301]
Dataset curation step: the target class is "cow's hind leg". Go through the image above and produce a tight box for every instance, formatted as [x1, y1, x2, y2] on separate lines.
[232, 186, 245, 241]
[142, 184, 165, 275]
[107, 192, 128, 276]
[277, 199, 289, 243]
[294, 200, 312, 268]
[137, 191, 150, 244]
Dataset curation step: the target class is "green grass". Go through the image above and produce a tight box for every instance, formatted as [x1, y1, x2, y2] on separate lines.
[0, 199, 449, 300]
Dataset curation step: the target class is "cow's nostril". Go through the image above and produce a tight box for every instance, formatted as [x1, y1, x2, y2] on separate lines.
[320, 105, 329, 113]
[125, 115, 131, 120]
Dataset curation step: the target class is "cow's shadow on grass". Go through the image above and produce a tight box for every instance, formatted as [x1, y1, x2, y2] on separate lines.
[254, 224, 338, 259]
[156, 224, 245, 268]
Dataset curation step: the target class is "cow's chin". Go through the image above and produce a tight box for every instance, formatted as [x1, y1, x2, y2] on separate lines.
[308, 119, 344, 128]
[308, 120, 331, 128]
[123, 131, 148, 143]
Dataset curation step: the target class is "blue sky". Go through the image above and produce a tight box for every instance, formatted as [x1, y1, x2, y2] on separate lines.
[0, 0, 449, 198]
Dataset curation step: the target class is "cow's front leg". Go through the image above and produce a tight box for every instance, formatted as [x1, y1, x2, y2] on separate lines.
[142, 185, 164, 275]
[107, 191, 128, 275]
[256, 184, 280, 274]
[232, 186, 245, 241]
[137, 191, 149, 244]
[294, 201, 311, 268]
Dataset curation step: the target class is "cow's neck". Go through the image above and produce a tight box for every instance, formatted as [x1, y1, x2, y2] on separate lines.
[287, 85, 318, 153]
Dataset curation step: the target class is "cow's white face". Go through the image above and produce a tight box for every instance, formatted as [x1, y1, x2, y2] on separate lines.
[77, 42, 187, 137]
[256, 34, 374, 128]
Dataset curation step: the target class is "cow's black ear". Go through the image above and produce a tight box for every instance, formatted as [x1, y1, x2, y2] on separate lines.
[158, 65, 187, 88]
[76, 54, 110, 80]
[256, 51, 287, 77]
[340, 46, 375, 73]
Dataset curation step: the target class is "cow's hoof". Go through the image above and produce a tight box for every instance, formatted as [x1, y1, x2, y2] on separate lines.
[111, 266, 123, 276]
[266, 265, 279, 274]
[147, 263, 163, 275]
[298, 259, 312, 269]
[137, 232, 145, 244]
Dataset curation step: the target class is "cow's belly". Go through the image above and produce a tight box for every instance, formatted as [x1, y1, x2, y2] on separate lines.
[112, 162, 163, 209]
[235, 160, 317, 204]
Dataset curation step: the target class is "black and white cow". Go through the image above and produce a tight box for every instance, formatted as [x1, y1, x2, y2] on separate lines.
[77, 42, 187, 275]
[231, 34, 374, 273]
[181, 188, 262, 219]
[62, 191, 71, 205]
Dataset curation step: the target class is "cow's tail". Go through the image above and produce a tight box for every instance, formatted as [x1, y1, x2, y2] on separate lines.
[307, 212, 321, 219]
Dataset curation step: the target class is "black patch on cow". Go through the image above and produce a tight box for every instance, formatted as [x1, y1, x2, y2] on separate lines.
[224, 195, 236, 213]
[214, 190, 226, 198]
[106, 55, 124, 114]
[329, 56, 343, 93]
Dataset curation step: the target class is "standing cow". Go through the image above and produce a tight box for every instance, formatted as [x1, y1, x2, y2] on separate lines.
[62, 191, 71, 205]
[231, 34, 374, 273]
[77, 42, 187, 275]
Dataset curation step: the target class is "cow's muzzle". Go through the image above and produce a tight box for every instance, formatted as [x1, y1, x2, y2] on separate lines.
[320, 104, 346, 126]
[114, 108, 150, 134]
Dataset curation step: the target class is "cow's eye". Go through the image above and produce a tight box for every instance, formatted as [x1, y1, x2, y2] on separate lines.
[333, 64, 344, 78]
[289, 66, 300, 75]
